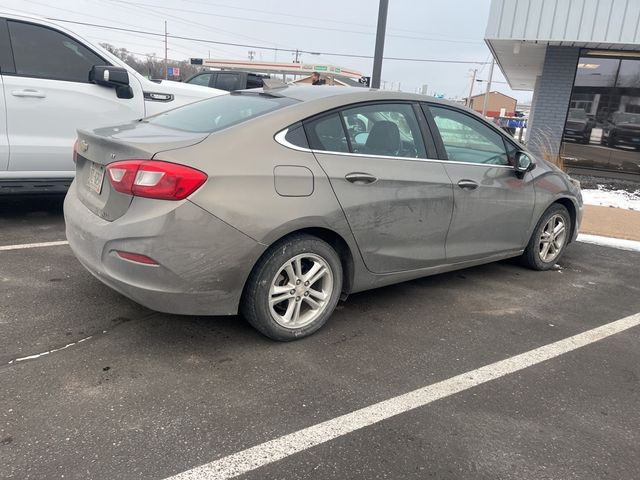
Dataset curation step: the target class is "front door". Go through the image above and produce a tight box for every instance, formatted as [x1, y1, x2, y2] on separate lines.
[426, 105, 535, 262]
[305, 103, 454, 274]
[3, 19, 144, 175]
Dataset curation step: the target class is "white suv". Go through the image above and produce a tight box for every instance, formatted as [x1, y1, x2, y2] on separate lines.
[0, 11, 226, 194]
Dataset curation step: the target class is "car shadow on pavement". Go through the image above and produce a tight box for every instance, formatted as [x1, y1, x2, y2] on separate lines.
[0, 194, 65, 216]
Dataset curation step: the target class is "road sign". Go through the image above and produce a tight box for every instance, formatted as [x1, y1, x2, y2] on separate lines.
[359, 76, 371, 87]
[167, 67, 180, 77]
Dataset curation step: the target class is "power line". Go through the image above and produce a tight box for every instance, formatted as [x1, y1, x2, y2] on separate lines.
[46, 17, 491, 65]
[140, 0, 483, 42]
[106, 0, 483, 45]
[99, 0, 285, 49]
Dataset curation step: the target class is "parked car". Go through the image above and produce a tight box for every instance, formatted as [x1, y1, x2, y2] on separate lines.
[601, 112, 640, 149]
[0, 11, 226, 194]
[185, 70, 269, 91]
[563, 108, 595, 144]
[64, 87, 583, 341]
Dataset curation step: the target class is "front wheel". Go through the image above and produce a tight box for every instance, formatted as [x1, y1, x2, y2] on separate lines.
[521, 204, 571, 270]
[241, 234, 343, 341]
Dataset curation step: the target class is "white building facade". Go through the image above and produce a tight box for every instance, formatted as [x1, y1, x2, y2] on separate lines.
[486, 0, 640, 178]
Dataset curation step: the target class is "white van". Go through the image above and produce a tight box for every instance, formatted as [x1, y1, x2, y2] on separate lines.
[0, 11, 226, 194]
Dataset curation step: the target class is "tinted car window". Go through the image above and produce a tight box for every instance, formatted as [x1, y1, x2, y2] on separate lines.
[0, 19, 15, 73]
[429, 106, 509, 165]
[284, 123, 309, 148]
[341, 103, 426, 158]
[187, 73, 213, 87]
[215, 73, 242, 91]
[246, 74, 265, 89]
[148, 93, 297, 133]
[304, 114, 349, 153]
[8, 21, 106, 83]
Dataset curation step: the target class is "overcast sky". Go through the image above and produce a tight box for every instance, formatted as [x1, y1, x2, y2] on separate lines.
[2, 0, 533, 103]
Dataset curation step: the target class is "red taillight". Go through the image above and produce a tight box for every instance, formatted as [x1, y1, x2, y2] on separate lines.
[106, 160, 207, 200]
[115, 251, 159, 265]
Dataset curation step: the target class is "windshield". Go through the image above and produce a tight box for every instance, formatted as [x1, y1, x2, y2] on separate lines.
[147, 93, 298, 133]
[568, 109, 587, 120]
[612, 112, 640, 124]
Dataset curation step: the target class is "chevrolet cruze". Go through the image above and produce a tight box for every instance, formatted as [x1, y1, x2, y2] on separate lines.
[64, 86, 583, 340]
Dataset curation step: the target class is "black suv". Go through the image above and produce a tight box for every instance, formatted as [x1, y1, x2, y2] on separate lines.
[601, 112, 640, 149]
[185, 71, 269, 91]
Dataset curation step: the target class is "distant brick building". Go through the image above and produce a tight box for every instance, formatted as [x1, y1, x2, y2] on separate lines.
[467, 91, 517, 117]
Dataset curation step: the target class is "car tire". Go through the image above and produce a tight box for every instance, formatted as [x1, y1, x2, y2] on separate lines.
[240, 234, 343, 341]
[521, 204, 571, 271]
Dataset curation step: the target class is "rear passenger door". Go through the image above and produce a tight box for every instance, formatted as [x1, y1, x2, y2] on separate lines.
[425, 104, 535, 261]
[305, 102, 454, 274]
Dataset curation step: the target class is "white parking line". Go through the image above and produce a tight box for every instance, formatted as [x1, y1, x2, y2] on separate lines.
[164, 312, 640, 480]
[577, 234, 640, 252]
[0, 240, 69, 251]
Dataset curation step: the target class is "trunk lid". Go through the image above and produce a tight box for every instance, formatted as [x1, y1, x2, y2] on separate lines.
[74, 121, 208, 221]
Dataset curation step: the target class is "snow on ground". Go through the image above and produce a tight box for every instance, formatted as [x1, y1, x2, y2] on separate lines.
[577, 234, 640, 252]
[581, 185, 640, 211]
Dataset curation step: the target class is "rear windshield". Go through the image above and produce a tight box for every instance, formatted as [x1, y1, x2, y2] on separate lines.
[147, 93, 297, 133]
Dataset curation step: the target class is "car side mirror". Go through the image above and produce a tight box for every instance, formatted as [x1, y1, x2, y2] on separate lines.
[89, 65, 133, 99]
[515, 152, 535, 178]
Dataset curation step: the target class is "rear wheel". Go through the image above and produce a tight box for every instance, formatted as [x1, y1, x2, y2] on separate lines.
[241, 234, 342, 341]
[521, 204, 571, 270]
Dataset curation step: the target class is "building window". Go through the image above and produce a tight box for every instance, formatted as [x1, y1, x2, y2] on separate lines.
[574, 58, 620, 87]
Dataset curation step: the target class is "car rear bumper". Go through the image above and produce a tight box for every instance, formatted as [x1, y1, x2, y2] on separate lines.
[64, 180, 265, 315]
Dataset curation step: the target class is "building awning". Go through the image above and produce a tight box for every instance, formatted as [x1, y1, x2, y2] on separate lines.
[485, 0, 640, 90]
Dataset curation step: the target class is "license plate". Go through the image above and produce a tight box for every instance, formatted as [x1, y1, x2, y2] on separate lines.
[87, 162, 105, 194]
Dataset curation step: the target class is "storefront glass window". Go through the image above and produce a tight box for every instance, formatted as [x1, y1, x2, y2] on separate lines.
[616, 60, 640, 88]
[574, 58, 619, 87]
[561, 54, 640, 176]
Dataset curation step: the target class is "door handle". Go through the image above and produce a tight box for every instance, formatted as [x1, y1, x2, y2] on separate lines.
[457, 179, 479, 190]
[12, 89, 46, 98]
[345, 172, 378, 185]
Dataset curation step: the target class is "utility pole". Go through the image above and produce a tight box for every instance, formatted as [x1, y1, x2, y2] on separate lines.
[371, 0, 389, 89]
[482, 58, 495, 116]
[164, 21, 168, 80]
[466, 68, 477, 107]
[293, 49, 300, 63]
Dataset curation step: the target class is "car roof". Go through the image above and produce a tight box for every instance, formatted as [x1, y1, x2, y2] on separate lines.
[240, 85, 478, 120]
[263, 85, 445, 104]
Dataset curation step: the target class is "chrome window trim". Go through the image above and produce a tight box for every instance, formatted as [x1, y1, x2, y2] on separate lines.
[274, 128, 515, 169]
[274, 129, 312, 153]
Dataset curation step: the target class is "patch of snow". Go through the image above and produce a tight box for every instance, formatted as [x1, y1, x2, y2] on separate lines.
[581, 185, 640, 211]
[577, 234, 640, 252]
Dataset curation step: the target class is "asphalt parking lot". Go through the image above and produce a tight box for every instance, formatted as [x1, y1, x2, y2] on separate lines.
[1, 196, 640, 480]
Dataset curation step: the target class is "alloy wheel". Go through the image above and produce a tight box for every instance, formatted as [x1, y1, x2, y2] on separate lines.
[538, 213, 567, 263]
[268, 253, 334, 329]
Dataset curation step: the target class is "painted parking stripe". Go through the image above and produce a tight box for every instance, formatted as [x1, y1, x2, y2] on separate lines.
[0, 240, 69, 251]
[164, 312, 640, 480]
[577, 234, 640, 252]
